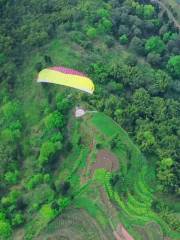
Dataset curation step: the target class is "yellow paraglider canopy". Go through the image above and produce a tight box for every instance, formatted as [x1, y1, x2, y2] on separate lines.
[37, 66, 94, 94]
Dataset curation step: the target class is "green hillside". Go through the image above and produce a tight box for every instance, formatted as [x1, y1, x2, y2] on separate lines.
[35, 112, 179, 240]
[0, 0, 180, 239]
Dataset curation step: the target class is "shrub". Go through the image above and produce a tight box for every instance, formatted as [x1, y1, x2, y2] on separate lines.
[0, 219, 12, 238]
[86, 27, 97, 39]
[167, 55, 180, 78]
[119, 34, 128, 45]
[145, 36, 166, 54]
[4, 170, 19, 185]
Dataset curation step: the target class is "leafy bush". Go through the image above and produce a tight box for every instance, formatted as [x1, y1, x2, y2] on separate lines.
[39, 204, 57, 222]
[4, 170, 19, 185]
[12, 213, 24, 227]
[38, 141, 61, 166]
[0, 219, 12, 239]
[119, 34, 128, 45]
[167, 55, 180, 78]
[25, 174, 44, 190]
[145, 36, 166, 54]
[86, 27, 97, 39]
[44, 111, 64, 130]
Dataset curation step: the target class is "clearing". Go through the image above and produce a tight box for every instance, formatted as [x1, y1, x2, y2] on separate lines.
[91, 149, 119, 175]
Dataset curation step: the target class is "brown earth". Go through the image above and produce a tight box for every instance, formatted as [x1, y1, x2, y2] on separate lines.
[80, 139, 96, 185]
[91, 149, 119, 175]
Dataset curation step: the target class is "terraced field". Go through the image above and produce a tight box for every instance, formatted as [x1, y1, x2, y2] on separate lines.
[39, 208, 111, 240]
[91, 113, 180, 239]
[37, 112, 179, 240]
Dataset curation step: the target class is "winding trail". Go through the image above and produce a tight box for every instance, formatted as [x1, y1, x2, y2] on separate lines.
[153, 0, 180, 30]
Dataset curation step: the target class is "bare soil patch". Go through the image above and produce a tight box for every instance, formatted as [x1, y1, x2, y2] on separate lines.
[91, 149, 119, 175]
[80, 139, 96, 185]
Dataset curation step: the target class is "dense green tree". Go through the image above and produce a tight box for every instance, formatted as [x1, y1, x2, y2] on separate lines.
[38, 141, 61, 166]
[86, 27, 97, 39]
[119, 34, 128, 45]
[0, 144, 14, 176]
[167, 38, 180, 54]
[0, 217, 12, 239]
[143, 5, 155, 19]
[1, 190, 20, 207]
[105, 35, 115, 48]
[148, 72, 170, 95]
[145, 36, 166, 54]
[44, 111, 64, 130]
[4, 170, 19, 185]
[132, 1, 144, 17]
[167, 55, 180, 78]
[129, 36, 144, 55]
[89, 62, 109, 83]
[118, 24, 129, 36]
[97, 8, 110, 18]
[125, 54, 137, 66]
[39, 204, 57, 222]
[157, 158, 174, 191]
[1, 101, 20, 123]
[56, 94, 71, 113]
[132, 27, 142, 37]
[97, 18, 112, 33]
[1, 121, 22, 143]
[50, 132, 63, 144]
[25, 174, 44, 190]
[147, 52, 161, 67]
[12, 213, 24, 227]
[163, 32, 173, 43]
[137, 130, 156, 154]
[57, 197, 70, 210]
[107, 81, 123, 94]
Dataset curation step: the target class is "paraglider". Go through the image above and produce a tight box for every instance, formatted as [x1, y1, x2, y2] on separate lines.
[37, 66, 94, 94]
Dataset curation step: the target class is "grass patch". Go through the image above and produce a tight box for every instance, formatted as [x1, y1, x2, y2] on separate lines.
[74, 196, 108, 226]
[91, 112, 121, 137]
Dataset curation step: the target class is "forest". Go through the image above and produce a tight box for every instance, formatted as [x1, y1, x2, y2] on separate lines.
[0, 0, 180, 239]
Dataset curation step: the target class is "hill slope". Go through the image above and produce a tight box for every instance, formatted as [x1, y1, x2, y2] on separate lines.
[0, 0, 180, 239]
[34, 112, 179, 240]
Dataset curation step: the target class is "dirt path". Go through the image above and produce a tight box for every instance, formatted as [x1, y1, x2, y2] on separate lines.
[153, 0, 180, 30]
[99, 187, 118, 220]
[80, 139, 96, 185]
[113, 224, 134, 240]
